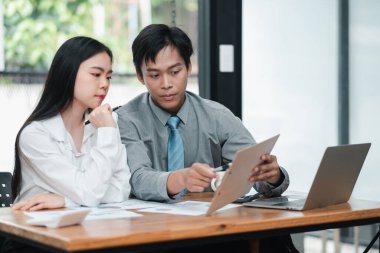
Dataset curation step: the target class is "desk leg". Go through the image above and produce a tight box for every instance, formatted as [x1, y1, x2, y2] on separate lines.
[249, 239, 260, 253]
[353, 226, 359, 253]
[321, 230, 327, 253]
[333, 229, 341, 253]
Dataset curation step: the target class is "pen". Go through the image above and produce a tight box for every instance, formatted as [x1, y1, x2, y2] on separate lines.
[84, 105, 122, 125]
[213, 163, 232, 172]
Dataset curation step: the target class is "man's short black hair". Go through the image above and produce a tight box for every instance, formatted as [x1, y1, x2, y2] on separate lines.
[132, 24, 193, 77]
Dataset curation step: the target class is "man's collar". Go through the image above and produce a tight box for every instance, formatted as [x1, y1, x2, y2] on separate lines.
[148, 93, 189, 126]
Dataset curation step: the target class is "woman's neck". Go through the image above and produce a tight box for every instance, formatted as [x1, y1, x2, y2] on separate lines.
[61, 104, 86, 153]
[61, 105, 85, 131]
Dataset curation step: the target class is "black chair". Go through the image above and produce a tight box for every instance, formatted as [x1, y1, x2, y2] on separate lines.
[0, 172, 12, 207]
[0, 172, 12, 252]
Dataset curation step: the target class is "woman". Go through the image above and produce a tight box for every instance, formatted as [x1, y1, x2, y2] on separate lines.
[11, 36, 130, 211]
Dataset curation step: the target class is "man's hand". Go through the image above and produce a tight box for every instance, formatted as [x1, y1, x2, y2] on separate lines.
[249, 154, 281, 185]
[12, 193, 65, 211]
[184, 163, 217, 192]
[167, 163, 216, 195]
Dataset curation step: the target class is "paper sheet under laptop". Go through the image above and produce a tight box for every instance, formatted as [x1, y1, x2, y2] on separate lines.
[206, 134, 280, 216]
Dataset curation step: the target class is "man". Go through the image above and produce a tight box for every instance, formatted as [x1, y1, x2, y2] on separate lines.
[118, 24, 298, 253]
[118, 24, 289, 201]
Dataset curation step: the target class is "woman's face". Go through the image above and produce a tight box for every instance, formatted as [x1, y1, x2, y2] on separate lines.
[73, 52, 113, 111]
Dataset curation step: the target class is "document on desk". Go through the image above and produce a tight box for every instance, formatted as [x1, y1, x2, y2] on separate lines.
[99, 199, 164, 210]
[84, 208, 142, 220]
[26, 207, 142, 223]
[139, 201, 239, 216]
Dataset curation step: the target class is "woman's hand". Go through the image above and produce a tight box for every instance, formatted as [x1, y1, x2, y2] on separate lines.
[88, 103, 116, 128]
[12, 193, 65, 211]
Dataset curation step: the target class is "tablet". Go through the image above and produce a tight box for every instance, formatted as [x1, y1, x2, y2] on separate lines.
[26, 209, 90, 228]
[206, 134, 280, 216]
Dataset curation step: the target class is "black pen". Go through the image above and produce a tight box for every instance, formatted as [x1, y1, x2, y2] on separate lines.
[213, 163, 232, 172]
[84, 105, 122, 125]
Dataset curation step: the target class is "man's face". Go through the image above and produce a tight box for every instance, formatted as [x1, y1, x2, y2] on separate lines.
[137, 46, 191, 115]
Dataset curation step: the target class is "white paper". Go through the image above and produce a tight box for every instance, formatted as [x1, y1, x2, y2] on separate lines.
[26, 207, 142, 222]
[85, 208, 142, 220]
[99, 199, 165, 210]
[139, 201, 239, 216]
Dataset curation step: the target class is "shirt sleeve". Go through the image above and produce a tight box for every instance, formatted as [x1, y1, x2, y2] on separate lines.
[253, 167, 290, 197]
[217, 107, 290, 196]
[100, 122, 132, 204]
[118, 113, 171, 201]
[19, 124, 128, 207]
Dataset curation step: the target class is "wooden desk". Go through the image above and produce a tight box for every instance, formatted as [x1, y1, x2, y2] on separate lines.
[1, 193, 380, 253]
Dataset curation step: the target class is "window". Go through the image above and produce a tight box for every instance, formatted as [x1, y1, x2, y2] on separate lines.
[0, 0, 199, 172]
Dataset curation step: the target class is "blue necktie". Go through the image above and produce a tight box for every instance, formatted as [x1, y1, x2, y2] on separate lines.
[167, 116, 184, 171]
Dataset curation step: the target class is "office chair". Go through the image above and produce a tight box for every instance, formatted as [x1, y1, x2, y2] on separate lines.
[0, 172, 12, 251]
[0, 172, 12, 207]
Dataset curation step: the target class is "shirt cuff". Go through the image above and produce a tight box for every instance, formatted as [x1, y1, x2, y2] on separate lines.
[254, 166, 290, 197]
[268, 168, 285, 188]
[158, 171, 173, 200]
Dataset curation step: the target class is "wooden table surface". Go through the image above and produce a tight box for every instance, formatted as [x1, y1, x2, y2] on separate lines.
[1, 193, 380, 252]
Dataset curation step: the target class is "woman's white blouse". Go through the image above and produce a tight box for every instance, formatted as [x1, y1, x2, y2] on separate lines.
[16, 113, 131, 207]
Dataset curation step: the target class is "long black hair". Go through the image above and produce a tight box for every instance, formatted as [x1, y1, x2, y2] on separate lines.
[12, 36, 113, 201]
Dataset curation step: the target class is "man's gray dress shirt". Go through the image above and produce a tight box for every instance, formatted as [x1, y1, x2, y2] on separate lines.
[117, 91, 289, 201]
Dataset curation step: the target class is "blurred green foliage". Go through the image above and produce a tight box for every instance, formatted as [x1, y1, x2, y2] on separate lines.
[3, 0, 98, 71]
[2, 0, 197, 73]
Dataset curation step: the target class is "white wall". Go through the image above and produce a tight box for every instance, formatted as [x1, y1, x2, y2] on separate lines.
[242, 0, 338, 193]
[349, 0, 380, 201]
[242, 0, 380, 201]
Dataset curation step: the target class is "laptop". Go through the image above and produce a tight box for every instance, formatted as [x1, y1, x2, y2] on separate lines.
[243, 143, 371, 211]
[206, 134, 280, 216]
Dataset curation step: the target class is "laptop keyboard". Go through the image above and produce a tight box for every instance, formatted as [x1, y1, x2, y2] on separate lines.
[249, 197, 306, 209]
[273, 199, 305, 208]
[254, 196, 292, 203]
